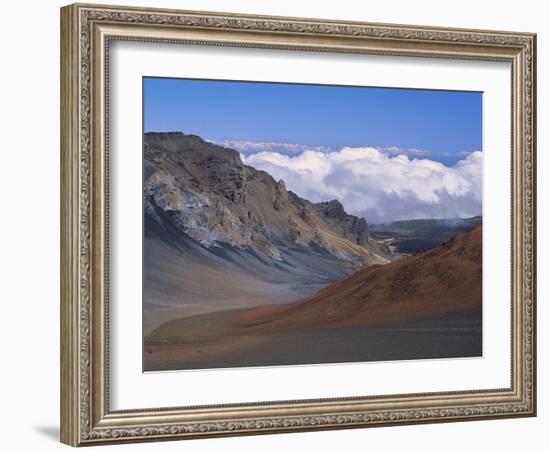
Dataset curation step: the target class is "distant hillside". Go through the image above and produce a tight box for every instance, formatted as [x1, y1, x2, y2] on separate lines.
[370, 216, 482, 255]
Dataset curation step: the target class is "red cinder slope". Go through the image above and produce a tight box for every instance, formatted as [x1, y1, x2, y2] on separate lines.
[237, 225, 482, 332]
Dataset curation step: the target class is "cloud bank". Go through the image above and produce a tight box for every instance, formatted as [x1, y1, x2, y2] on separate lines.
[211, 139, 332, 155]
[214, 139, 474, 166]
[242, 147, 482, 223]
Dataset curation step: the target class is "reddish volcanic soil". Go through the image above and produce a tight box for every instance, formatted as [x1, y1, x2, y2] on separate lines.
[144, 225, 482, 371]
[238, 224, 482, 332]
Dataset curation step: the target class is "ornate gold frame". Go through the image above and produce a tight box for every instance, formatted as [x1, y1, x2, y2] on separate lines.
[60, 3, 536, 446]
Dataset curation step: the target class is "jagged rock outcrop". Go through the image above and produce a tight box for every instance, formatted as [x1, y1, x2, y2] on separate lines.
[273, 179, 289, 211]
[144, 132, 391, 266]
[314, 200, 370, 245]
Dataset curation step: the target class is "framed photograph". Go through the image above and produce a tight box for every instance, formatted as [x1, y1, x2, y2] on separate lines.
[60, 3, 536, 446]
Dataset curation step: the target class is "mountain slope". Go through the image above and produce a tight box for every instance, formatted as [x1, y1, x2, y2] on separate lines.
[242, 224, 482, 330]
[143, 132, 393, 330]
[144, 132, 391, 265]
[146, 225, 482, 344]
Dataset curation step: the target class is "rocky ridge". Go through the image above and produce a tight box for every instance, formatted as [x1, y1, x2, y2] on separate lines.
[144, 132, 391, 267]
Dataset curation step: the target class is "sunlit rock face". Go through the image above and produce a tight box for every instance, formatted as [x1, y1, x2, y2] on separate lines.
[144, 132, 392, 266]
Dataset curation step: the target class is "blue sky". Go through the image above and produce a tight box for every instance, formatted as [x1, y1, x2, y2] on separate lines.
[143, 77, 482, 166]
[143, 77, 483, 222]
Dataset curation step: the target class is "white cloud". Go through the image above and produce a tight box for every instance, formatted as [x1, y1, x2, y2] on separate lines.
[212, 139, 473, 164]
[211, 140, 332, 154]
[242, 147, 482, 223]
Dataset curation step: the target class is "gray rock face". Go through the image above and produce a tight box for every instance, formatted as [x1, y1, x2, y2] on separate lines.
[144, 132, 391, 266]
[314, 200, 370, 246]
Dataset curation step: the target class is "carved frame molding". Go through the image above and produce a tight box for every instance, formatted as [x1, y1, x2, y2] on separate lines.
[61, 3, 536, 446]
